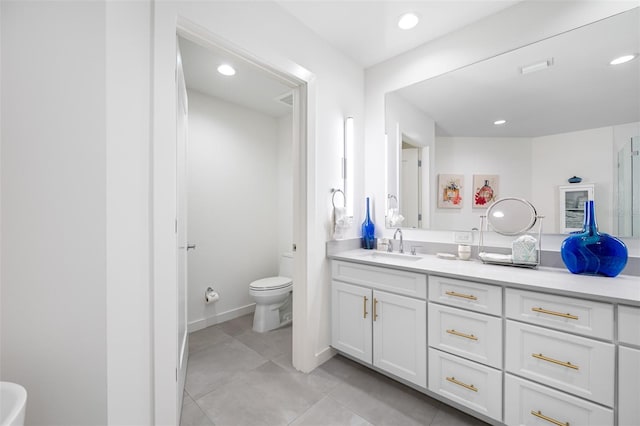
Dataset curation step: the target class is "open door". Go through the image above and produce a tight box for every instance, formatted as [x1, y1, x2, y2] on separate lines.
[176, 37, 189, 423]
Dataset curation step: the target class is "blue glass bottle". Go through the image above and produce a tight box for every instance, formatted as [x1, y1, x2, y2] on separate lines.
[361, 197, 375, 249]
[560, 200, 628, 277]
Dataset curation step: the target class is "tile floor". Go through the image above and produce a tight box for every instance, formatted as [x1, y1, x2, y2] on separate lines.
[180, 314, 489, 426]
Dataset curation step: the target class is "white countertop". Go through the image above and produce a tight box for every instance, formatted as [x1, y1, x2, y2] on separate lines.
[329, 249, 640, 306]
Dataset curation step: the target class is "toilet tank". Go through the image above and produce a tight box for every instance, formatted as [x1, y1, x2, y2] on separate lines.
[279, 252, 294, 279]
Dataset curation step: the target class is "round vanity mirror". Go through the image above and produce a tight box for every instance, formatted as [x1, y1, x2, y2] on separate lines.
[486, 198, 537, 236]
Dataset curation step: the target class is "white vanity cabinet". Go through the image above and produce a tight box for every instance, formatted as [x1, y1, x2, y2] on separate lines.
[331, 261, 427, 387]
[427, 276, 503, 421]
[504, 288, 615, 425]
[618, 305, 640, 426]
[330, 252, 639, 426]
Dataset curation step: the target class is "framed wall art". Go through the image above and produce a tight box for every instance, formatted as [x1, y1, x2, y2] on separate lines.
[473, 174, 499, 208]
[438, 174, 463, 209]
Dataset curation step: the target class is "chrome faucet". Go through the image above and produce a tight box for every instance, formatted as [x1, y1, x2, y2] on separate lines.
[393, 228, 404, 254]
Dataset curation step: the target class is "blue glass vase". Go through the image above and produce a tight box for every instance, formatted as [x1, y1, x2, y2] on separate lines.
[361, 197, 375, 249]
[560, 200, 628, 277]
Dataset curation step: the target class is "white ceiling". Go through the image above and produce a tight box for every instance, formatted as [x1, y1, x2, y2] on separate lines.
[179, 2, 639, 136]
[394, 7, 640, 138]
[276, 0, 521, 68]
[179, 1, 523, 117]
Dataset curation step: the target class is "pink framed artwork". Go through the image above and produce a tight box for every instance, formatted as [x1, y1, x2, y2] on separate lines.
[473, 174, 498, 207]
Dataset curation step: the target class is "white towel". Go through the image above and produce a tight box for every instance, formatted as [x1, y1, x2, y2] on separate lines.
[386, 208, 405, 227]
[333, 207, 352, 239]
[512, 235, 537, 264]
[479, 252, 513, 262]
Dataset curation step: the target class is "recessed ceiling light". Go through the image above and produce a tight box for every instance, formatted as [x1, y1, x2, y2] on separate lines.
[494, 119, 507, 125]
[398, 13, 419, 30]
[217, 64, 236, 76]
[610, 54, 637, 65]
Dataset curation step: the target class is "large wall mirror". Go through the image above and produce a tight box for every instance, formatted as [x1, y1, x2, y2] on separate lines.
[385, 7, 639, 238]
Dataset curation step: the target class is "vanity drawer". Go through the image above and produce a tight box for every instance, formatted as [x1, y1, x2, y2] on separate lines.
[428, 276, 501, 315]
[332, 261, 426, 299]
[505, 288, 613, 340]
[428, 303, 502, 368]
[428, 349, 502, 421]
[504, 374, 613, 426]
[505, 320, 614, 406]
[619, 305, 640, 346]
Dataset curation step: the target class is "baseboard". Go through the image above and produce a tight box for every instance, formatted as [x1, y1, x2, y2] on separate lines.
[314, 345, 336, 366]
[188, 303, 256, 333]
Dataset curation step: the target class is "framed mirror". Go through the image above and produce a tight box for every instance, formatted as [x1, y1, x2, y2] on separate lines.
[486, 198, 537, 236]
[385, 7, 640, 237]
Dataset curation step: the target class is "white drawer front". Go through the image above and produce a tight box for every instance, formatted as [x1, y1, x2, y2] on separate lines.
[428, 276, 502, 315]
[619, 346, 640, 426]
[619, 305, 640, 346]
[504, 374, 613, 426]
[505, 321, 614, 406]
[428, 303, 502, 368]
[505, 288, 613, 340]
[332, 261, 427, 299]
[429, 349, 502, 421]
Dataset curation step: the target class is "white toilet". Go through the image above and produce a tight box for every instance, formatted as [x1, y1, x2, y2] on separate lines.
[249, 253, 293, 332]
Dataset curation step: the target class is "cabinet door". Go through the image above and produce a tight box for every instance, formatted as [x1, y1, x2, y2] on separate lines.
[373, 290, 426, 387]
[619, 346, 640, 426]
[331, 281, 372, 364]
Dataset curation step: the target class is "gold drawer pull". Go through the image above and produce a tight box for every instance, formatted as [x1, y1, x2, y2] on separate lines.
[532, 353, 579, 370]
[446, 329, 478, 341]
[446, 376, 478, 392]
[363, 296, 368, 319]
[531, 307, 578, 320]
[373, 298, 378, 321]
[531, 410, 569, 426]
[445, 290, 477, 300]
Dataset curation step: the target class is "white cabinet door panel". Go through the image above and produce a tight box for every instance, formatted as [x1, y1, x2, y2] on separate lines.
[429, 303, 502, 368]
[332, 261, 427, 299]
[619, 346, 640, 426]
[504, 374, 613, 426]
[619, 305, 640, 346]
[505, 321, 614, 406]
[373, 290, 426, 388]
[428, 276, 502, 315]
[429, 349, 502, 421]
[505, 288, 613, 340]
[331, 281, 372, 364]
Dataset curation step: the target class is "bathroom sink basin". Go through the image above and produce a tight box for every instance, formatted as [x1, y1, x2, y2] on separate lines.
[358, 251, 424, 262]
[1, 382, 27, 426]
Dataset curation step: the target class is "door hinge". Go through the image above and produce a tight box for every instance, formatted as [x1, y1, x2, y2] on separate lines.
[175, 219, 178, 233]
[418, 160, 422, 167]
[418, 214, 422, 221]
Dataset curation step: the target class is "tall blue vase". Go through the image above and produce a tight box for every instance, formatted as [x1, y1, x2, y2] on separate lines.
[560, 200, 628, 277]
[361, 197, 375, 249]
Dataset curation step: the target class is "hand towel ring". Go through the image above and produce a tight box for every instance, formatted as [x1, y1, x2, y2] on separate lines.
[331, 188, 345, 209]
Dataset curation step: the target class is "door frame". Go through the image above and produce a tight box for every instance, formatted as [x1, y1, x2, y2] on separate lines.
[152, 7, 314, 425]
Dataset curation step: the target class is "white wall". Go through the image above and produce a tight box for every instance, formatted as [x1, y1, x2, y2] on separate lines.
[531, 126, 615, 234]
[434, 137, 531, 231]
[365, 0, 637, 246]
[187, 90, 287, 329]
[1, 2, 109, 424]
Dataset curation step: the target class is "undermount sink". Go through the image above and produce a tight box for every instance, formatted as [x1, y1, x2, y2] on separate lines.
[1, 382, 27, 426]
[358, 251, 424, 262]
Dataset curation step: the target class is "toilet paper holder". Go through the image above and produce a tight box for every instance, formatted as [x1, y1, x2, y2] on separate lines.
[205, 287, 220, 304]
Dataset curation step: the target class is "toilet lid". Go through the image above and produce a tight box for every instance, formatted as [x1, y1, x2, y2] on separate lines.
[249, 276, 292, 291]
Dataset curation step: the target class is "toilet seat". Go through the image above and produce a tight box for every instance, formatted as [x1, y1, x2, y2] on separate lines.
[249, 276, 292, 291]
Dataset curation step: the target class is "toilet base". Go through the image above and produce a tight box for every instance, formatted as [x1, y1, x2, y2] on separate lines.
[252, 294, 292, 333]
